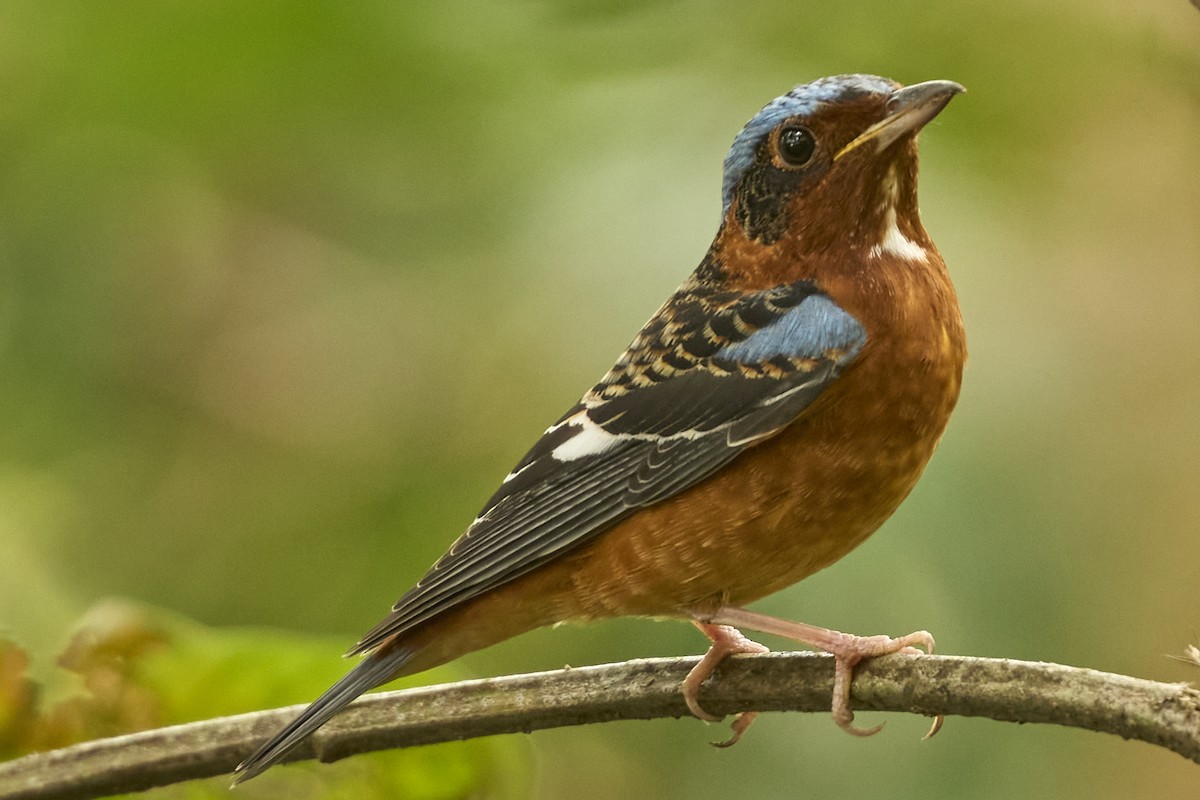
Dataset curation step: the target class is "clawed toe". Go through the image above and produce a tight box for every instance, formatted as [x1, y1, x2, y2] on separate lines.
[683, 622, 769, 738]
[710, 711, 758, 747]
[684, 687, 723, 723]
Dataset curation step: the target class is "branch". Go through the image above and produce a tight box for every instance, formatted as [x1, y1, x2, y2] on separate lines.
[1, 652, 1197, 799]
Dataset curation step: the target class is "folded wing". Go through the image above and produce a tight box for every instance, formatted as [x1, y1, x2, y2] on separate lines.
[350, 281, 866, 655]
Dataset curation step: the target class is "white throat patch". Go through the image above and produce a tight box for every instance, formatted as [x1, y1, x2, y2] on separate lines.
[869, 166, 927, 262]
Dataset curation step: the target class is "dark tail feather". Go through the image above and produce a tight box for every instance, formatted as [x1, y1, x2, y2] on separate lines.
[232, 645, 415, 785]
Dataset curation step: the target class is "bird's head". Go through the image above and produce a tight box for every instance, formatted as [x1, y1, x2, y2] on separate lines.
[714, 75, 963, 282]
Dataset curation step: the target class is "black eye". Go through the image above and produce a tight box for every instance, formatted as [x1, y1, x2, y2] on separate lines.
[777, 126, 816, 166]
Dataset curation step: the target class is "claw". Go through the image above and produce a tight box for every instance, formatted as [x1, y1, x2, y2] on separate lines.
[683, 622, 769, 736]
[710, 711, 758, 747]
[922, 714, 944, 740]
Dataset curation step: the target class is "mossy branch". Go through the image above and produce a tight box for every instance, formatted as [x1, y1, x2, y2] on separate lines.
[1, 653, 1197, 800]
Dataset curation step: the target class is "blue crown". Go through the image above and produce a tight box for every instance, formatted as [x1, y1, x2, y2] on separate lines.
[721, 74, 897, 215]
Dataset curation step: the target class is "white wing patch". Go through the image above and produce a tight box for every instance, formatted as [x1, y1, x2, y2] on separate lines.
[550, 413, 624, 461]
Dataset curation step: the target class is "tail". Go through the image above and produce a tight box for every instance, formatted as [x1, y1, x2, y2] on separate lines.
[231, 644, 415, 785]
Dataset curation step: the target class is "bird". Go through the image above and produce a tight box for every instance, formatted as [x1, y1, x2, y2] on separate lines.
[233, 74, 966, 784]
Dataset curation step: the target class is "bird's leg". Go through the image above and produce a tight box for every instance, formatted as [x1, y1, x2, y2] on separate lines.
[707, 606, 942, 738]
[684, 621, 769, 746]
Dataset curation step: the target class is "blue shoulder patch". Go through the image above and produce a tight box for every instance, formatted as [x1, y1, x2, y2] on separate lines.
[716, 294, 866, 364]
[721, 74, 897, 215]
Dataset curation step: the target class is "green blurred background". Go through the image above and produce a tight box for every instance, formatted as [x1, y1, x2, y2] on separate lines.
[2, 1, 1199, 798]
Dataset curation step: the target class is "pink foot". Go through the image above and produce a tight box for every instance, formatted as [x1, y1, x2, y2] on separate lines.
[683, 621, 769, 745]
[704, 607, 943, 739]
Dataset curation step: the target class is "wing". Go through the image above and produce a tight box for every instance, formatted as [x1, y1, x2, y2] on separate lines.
[349, 280, 866, 655]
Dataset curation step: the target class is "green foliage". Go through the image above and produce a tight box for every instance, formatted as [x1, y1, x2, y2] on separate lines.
[0, 602, 529, 799]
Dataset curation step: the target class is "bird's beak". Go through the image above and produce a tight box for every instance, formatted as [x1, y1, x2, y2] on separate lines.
[834, 80, 965, 161]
